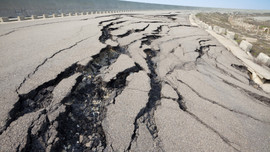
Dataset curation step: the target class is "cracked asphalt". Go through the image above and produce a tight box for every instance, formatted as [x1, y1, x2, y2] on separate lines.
[0, 11, 270, 152]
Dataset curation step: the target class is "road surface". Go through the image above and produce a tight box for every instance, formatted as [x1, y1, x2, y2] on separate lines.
[0, 11, 270, 152]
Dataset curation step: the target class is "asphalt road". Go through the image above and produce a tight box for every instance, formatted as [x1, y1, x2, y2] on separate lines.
[0, 11, 270, 152]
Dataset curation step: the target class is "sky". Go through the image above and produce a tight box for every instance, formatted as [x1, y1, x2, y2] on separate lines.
[122, 0, 270, 10]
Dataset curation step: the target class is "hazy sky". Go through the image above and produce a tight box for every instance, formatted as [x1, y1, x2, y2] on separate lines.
[122, 0, 270, 10]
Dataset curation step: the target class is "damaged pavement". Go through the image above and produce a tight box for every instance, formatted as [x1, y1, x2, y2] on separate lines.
[0, 12, 270, 152]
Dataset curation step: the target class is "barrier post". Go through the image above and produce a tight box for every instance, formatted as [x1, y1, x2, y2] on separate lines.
[31, 15, 37, 20]
[17, 16, 25, 21]
[0, 17, 8, 22]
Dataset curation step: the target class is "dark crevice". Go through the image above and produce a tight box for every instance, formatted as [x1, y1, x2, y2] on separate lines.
[99, 17, 120, 25]
[161, 96, 177, 100]
[134, 24, 150, 32]
[1, 63, 80, 135]
[169, 24, 196, 28]
[231, 64, 248, 73]
[20, 119, 37, 152]
[169, 48, 175, 54]
[134, 21, 164, 24]
[99, 20, 126, 43]
[52, 46, 122, 151]
[185, 110, 241, 152]
[107, 63, 142, 89]
[155, 14, 177, 21]
[99, 22, 115, 43]
[139, 26, 163, 48]
[223, 80, 270, 107]
[248, 78, 262, 90]
[152, 25, 164, 34]
[164, 81, 187, 111]
[84, 45, 126, 74]
[95, 14, 139, 19]
[51, 45, 142, 151]
[21, 112, 50, 152]
[16, 37, 90, 94]
[110, 144, 115, 151]
[116, 24, 150, 38]
[0, 30, 16, 37]
[231, 64, 262, 89]
[115, 20, 127, 25]
[4, 20, 76, 37]
[165, 61, 194, 77]
[176, 78, 268, 123]
[127, 48, 161, 151]
[107, 63, 143, 104]
[117, 30, 133, 38]
[215, 64, 245, 83]
[140, 35, 161, 48]
[3, 44, 140, 152]
[20, 125, 34, 152]
[195, 39, 217, 61]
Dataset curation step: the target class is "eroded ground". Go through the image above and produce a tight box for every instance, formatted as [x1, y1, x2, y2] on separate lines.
[0, 11, 270, 152]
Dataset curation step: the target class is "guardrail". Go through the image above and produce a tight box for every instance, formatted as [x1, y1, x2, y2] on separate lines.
[0, 10, 133, 23]
[191, 14, 253, 51]
[191, 14, 270, 92]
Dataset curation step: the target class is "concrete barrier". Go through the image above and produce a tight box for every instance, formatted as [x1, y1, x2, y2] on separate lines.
[219, 28, 226, 34]
[213, 26, 226, 35]
[251, 72, 265, 85]
[43, 14, 49, 19]
[256, 53, 270, 66]
[31, 15, 37, 20]
[240, 40, 253, 52]
[226, 31, 235, 40]
[0, 10, 121, 23]
[213, 26, 220, 33]
[17, 16, 25, 21]
[203, 23, 209, 29]
[0, 17, 9, 22]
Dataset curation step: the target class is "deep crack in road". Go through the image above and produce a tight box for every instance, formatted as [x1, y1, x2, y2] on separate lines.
[0, 12, 270, 152]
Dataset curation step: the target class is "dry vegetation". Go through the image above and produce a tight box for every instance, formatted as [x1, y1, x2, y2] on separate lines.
[196, 12, 270, 57]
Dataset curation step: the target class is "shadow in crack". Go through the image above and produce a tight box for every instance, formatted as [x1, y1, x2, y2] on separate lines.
[52, 45, 143, 151]
[1, 64, 80, 135]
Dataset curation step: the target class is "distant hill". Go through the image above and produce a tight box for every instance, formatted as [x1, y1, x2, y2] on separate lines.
[0, 0, 199, 17]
